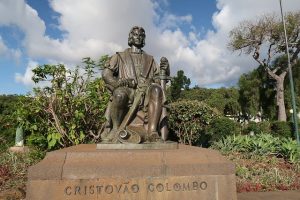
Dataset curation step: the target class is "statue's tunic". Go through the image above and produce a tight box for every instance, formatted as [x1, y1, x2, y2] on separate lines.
[105, 48, 165, 124]
[107, 48, 159, 87]
[107, 48, 161, 104]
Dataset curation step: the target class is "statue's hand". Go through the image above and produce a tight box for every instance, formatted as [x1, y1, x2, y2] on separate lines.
[117, 78, 136, 88]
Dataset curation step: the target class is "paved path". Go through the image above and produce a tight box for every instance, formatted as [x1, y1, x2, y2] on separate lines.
[238, 190, 300, 200]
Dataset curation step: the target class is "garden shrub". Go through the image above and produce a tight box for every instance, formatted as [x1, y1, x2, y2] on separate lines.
[169, 100, 219, 146]
[244, 121, 271, 135]
[0, 95, 23, 151]
[244, 121, 259, 134]
[207, 117, 240, 144]
[287, 120, 300, 139]
[271, 121, 292, 138]
[280, 137, 300, 163]
[17, 57, 110, 150]
[257, 121, 271, 134]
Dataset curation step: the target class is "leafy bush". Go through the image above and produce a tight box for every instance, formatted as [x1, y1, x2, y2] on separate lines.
[0, 95, 24, 150]
[243, 121, 271, 135]
[169, 100, 219, 146]
[280, 137, 300, 163]
[207, 117, 240, 143]
[257, 121, 272, 134]
[17, 57, 110, 150]
[271, 121, 292, 138]
[212, 133, 300, 163]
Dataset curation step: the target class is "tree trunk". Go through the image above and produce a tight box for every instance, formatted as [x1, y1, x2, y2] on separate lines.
[276, 77, 287, 121]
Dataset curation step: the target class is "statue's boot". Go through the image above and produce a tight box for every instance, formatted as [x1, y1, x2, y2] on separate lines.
[147, 84, 163, 142]
[101, 129, 119, 143]
[147, 131, 162, 142]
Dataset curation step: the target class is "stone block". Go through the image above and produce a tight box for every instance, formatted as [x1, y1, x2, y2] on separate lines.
[26, 144, 237, 200]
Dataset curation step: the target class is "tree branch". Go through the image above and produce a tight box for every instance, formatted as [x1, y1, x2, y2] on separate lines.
[272, 66, 281, 74]
[252, 45, 267, 66]
[47, 97, 71, 144]
[266, 67, 279, 80]
[267, 42, 275, 65]
[291, 41, 300, 63]
[280, 70, 288, 79]
[89, 130, 101, 141]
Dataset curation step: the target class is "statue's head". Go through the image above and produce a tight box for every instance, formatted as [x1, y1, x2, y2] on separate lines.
[128, 26, 145, 48]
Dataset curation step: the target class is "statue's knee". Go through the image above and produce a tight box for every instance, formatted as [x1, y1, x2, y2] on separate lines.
[149, 85, 163, 99]
[113, 89, 128, 105]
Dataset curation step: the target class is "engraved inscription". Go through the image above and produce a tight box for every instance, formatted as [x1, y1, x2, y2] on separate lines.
[147, 181, 207, 193]
[65, 182, 140, 196]
[64, 180, 207, 196]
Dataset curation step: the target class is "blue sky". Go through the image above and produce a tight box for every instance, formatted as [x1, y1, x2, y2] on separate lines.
[0, 0, 299, 95]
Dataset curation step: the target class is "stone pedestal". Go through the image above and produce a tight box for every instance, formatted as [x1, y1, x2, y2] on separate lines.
[9, 146, 30, 154]
[26, 144, 237, 200]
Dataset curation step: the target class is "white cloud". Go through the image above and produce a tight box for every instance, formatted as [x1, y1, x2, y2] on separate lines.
[0, 36, 22, 64]
[15, 60, 38, 86]
[160, 13, 193, 29]
[1, 0, 300, 88]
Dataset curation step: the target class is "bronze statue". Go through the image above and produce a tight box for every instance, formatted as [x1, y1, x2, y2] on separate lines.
[101, 26, 170, 144]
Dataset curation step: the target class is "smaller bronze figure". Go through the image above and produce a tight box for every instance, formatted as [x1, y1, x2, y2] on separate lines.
[101, 26, 170, 144]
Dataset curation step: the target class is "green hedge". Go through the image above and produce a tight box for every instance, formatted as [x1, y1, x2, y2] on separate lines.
[207, 117, 240, 144]
[271, 121, 292, 138]
[169, 100, 219, 146]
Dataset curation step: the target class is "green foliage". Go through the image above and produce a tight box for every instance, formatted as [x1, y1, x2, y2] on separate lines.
[229, 12, 300, 121]
[0, 95, 24, 150]
[280, 138, 300, 163]
[169, 70, 191, 101]
[229, 12, 300, 58]
[238, 70, 261, 117]
[271, 121, 292, 138]
[181, 87, 241, 117]
[180, 87, 212, 101]
[207, 88, 240, 116]
[285, 60, 300, 118]
[212, 133, 300, 163]
[257, 121, 272, 134]
[17, 57, 110, 150]
[244, 121, 271, 135]
[207, 117, 240, 143]
[238, 66, 276, 120]
[168, 100, 219, 146]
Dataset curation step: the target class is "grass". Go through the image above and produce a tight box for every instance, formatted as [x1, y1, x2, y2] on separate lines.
[0, 146, 45, 199]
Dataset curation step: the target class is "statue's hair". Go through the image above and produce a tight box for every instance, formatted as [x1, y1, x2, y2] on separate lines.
[128, 26, 146, 47]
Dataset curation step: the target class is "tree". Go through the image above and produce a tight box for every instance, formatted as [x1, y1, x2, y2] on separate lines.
[170, 70, 191, 101]
[206, 87, 240, 117]
[181, 87, 241, 117]
[238, 66, 277, 120]
[284, 59, 300, 119]
[229, 12, 300, 121]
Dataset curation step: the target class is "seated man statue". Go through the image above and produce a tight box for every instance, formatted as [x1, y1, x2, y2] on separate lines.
[101, 26, 170, 144]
